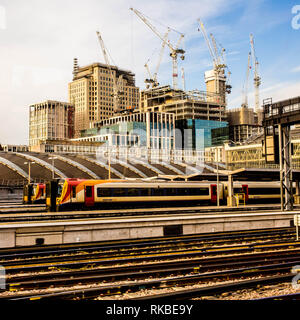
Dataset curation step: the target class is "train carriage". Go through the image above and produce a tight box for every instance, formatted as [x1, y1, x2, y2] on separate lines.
[23, 183, 46, 204]
[47, 178, 224, 211]
[45, 178, 295, 212]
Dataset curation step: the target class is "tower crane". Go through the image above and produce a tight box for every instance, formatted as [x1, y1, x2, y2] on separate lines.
[250, 33, 261, 112]
[144, 28, 170, 88]
[197, 19, 231, 95]
[96, 30, 124, 113]
[130, 7, 185, 90]
[241, 52, 252, 108]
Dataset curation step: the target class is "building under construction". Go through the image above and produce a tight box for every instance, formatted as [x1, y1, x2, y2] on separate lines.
[226, 106, 263, 144]
[140, 85, 226, 122]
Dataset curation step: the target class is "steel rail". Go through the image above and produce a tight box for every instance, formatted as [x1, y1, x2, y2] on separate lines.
[3, 240, 300, 275]
[3, 265, 296, 301]
[6, 251, 300, 291]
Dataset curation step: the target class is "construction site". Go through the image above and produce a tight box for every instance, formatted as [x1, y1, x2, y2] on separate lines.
[2, 3, 300, 304]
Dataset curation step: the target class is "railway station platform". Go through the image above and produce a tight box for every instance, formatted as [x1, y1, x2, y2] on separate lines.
[0, 209, 296, 248]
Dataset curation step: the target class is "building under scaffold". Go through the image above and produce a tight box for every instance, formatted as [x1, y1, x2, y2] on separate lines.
[139, 86, 226, 122]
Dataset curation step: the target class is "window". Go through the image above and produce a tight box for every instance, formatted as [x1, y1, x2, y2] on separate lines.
[127, 188, 140, 196]
[113, 188, 127, 196]
[151, 188, 164, 196]
[140, 188, 150, 196]
[177, 188, 189, 196]
[97, 188, 112, 197]
[85, 186, 92, 198]
[190, 188, 209, 195]
[72, 186, 76, 198]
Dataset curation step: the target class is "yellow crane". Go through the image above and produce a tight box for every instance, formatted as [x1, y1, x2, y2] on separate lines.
[130, 7, 185, 90]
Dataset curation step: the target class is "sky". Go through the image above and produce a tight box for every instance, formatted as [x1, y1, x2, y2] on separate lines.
[0, 0, 299, 144]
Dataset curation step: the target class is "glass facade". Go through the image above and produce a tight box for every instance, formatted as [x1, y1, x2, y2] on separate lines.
[175, 119, 228, 150]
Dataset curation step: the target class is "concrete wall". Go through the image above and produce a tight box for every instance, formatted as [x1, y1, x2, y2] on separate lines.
[0, 212, 294, 248]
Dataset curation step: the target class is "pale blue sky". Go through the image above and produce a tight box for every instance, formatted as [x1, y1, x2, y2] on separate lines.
[0, 0, 299, 144]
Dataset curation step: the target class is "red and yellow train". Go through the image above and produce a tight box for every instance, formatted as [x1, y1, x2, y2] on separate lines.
[45, 178, 284, 212]
[23, 183, 46, 204]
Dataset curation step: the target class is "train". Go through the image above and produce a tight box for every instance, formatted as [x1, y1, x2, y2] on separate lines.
[44, 178, 286, 212]
[23, 183, 46, 204]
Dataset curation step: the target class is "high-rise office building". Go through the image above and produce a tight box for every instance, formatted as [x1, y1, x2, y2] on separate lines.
[69, 59, 139, 138]
[29, 100, 74, 147]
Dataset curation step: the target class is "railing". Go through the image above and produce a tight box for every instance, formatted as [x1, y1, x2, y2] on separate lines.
[95, 146, 206, 165]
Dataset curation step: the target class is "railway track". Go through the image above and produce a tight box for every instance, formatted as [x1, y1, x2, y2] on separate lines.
[0, 228, 296, 270]
[2, 257, 298, 301]
[0, 228, 299, 300]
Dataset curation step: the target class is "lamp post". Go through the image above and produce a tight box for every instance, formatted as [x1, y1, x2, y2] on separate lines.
[104, 149, 111, 180]
[24, 161, 35, 184]
[49, 156, 58, 179]
[215, 148, 220, 207]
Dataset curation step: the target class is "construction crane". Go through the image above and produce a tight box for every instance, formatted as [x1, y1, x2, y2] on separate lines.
[197, 19, 231, 95]
[241, 52, 252, 108]
[250, 33, 261, 112]
[144, 28, 170, 88]
[181, 67, 186, 91]
[130, 7, 185, 90]
[96, 30, 123, 113]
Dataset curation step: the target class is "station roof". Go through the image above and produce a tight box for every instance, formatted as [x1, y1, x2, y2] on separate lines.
[158, 168, 300, 182]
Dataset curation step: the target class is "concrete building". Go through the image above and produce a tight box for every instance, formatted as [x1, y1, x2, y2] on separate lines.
[140, 86, 226, 122]
[69, 60, 139, 138]
[204, 69, 227, 104]
[226, 106, 263, 144]
[29, 100, 74, 149]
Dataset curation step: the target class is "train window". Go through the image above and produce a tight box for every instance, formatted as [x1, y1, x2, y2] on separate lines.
[190, 188, 209, 195]
[57, 183, 63, 197]
[151, 188, 163, 196]
[113, 188, 127, 196]
[72, 186, 76, 198]
[97, 188, 112, 197]
[166, 188, 177, 196]
[140, 188, 150, 196]
[128, 188, 140, 196]
[177, 188, 189, 196]
[85, 186, 92, 198]
[248, 187, 280, 195]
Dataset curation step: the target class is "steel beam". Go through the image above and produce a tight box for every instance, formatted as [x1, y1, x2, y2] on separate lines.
[279, 124, 293, 211]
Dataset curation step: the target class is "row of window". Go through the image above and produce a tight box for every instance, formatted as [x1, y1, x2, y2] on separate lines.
[84, 187, 210, 198]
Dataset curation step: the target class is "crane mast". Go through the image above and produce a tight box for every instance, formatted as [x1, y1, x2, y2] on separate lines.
[96, 31, 123, 113]
[130, 7, 185, 90]
[242, 52, 252, 108]
[250, 33, 261, 112]
[144, 28, 170, 88]
[198, 20, 231, 97]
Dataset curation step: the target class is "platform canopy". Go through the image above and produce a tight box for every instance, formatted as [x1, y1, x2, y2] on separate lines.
[225, 168, 300, 181]
[159, 168, 300, 182]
